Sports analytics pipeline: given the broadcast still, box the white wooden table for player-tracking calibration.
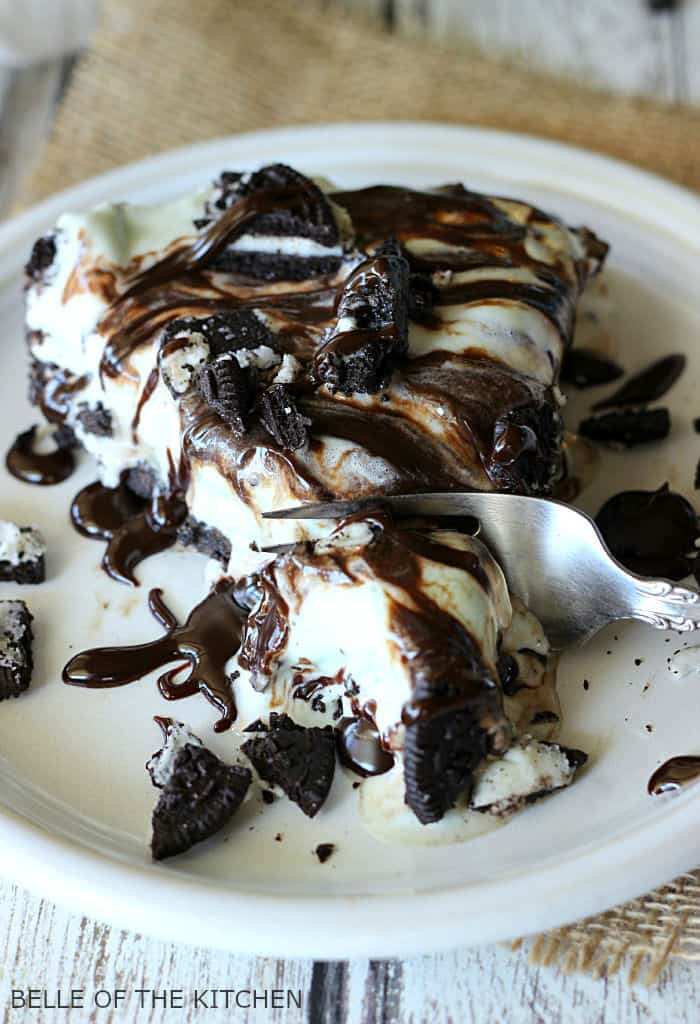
[1,3,699,1020]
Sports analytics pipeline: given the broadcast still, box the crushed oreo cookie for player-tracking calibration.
[314,843,335,864]
[404,705,490,824]
[241,712,335,818]
[197,165,341,280]
[0,600,33,700]
[0,523,45,584]
[314,239,410,394]
[579,408,670,447]
[198,355,255,436]
[177,516,232,566]
[150,743,251,860]
[202,164,338,245]
[75,403,113,438]
[164,311,275,359]
[259,384,310,450]
[592,354,685,411]
[25,234,56,284]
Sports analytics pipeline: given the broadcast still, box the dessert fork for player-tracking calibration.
[264,493,700,649]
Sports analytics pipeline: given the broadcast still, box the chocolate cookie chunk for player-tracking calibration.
[0,601,33,700]
[25,234,56,284]
[315,240,410,394]
[579,408,670,447]
[490,399,562,495]
[176,516,232,565]
[404,703,491,825]
[0,523,45,584]
[164,311,275,359]
[150,744,251,860]
[259,384,311,450]
[198,354,255,436]
[203,164,339,246]
[75,403,113,438]
[241,713,335,818]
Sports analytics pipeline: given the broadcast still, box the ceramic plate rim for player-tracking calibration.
[0,122,699,958]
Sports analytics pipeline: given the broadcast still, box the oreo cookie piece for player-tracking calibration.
[198,354,256,436]
[241,712,335,818]
[203,164,339,246]
[25,234,56,284]
[0,522,45,584]
[470,740,587,817]
[146,717,203,788]
[164,311,275,360]
[579,408,670,447]
[0,601,33,700]
[124,464,159,499]
[177,516,232,566]
[150,743,251,860]
[75,403,113,438]
[259,384,311,450]
[198,165,342,280]
[404,703,491,825]
[315,240,410,394]
[490,399,562,495]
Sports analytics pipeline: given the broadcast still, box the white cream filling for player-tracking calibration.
[0,602,29,668]
[0,522,45,566]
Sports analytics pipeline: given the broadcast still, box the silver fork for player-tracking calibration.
[263,493,700,650]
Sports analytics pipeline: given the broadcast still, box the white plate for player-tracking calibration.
[1,123,699,959]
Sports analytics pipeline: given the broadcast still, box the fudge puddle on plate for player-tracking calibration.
[17,164,615,852]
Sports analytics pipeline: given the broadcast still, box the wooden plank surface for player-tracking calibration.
[0,3,699,1022]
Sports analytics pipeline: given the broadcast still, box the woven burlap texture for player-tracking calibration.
[23,0,700,983]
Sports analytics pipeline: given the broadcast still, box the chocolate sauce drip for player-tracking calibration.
[131,366,159,441]
[648,756,700,795]
[593,354,686,410]
[596,484,699,579]
[62,580,244,731]
[336,717,395,777]
[71,479,186,586]
[6,426,75,485]
[40,370,89,424]
[238,563,289,688]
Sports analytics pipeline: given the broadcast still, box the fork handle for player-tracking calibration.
[628,578,700,632]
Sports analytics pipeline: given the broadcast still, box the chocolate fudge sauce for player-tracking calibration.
[647,756,700,796]
[336,717,395,777]
[6,426,75,485]
[595,484,699,579]
[71,479,186,586]
[63,580,244,731]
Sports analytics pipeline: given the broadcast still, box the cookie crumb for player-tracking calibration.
[314,843,335,864]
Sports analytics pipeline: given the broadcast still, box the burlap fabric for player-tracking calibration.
[21,0,700,982]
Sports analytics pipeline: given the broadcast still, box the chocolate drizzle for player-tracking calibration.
[6,426,75,485]
[336,717,395,777]
[648,756,700,796]
[71,479,186,586]
[62,580,244,731]
[596,484,699,579]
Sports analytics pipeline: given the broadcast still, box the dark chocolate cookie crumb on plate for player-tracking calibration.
[151,744,251,860]
[314,843,335,864]
[0,601,34,700]
[578,408,670,447]
[241,712,335,818]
